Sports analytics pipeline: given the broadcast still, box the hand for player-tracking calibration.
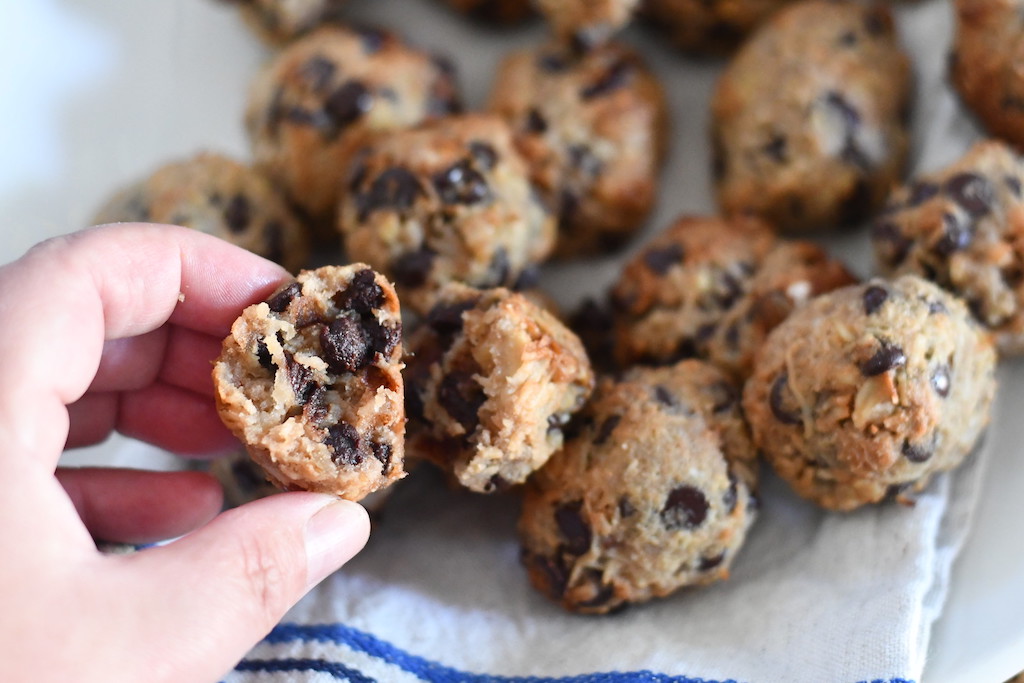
[0,223,370,682]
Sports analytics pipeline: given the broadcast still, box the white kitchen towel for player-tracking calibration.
[220,411,993,683]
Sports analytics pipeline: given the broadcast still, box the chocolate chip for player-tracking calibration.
[513,265,539,290]
[335,268,384,315]
[567,144,603,178]
[537,53,569,72]
[427,298,477,337]
[618,496,636,518]
[286,355,320,405]
[763,134,788,162]
[370,441,392,474]
[486,247,511,287]
[872,221,912,266]
[934,212,971,256]
[391,248,434,288]
[769,371,802,425]
[838,30,858,47]
[863,285,889,315]
[324,81,373,128]
[527,551,568,599]
[723,472,738,514]
[320,314,370,373]
[483,474,510,493]
[554,501,591,555]
[945,172,995,218]
[266,282,301,313]
[360,167,423,219]
[256,339,274,371]
[593,415,621,445]
[859,342,906,376]
[438,370,486,432]
[366,317,401,359]
[353,25,387,54]
[928,300,948,315]
[699,553,725,572]
[643,243,685,275]
[303,385,328,423]
[714,271,744,310]
[326,422,364,466]
[1005,176,1022,198]
[823,91,869,169]
[654,385,676,407]
[839,178,872,226]
[711,381,738,413]
[299,56,336,92]
[469,141,498,171]
[525,108,548,134]
[433,159,490,205]
[932,364,951,397]
[223,194,251,233]
[908,181,940,207]
[580,61,631,100]
[902,439,932,463]
[661,485,709,530]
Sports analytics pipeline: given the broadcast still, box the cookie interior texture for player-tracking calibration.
[213,264,406,501]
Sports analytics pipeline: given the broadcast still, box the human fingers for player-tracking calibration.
[113,494,369,682]
[55,468,223,545]
[89,326,223,396]
[0,223,287,466]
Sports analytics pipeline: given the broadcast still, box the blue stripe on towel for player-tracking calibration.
[241,623,915,683]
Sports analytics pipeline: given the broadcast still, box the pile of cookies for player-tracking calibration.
[94,0,1021,615]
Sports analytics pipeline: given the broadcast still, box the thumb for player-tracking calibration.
[115,492,369,682]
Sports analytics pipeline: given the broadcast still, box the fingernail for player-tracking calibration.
[304,499,369,590]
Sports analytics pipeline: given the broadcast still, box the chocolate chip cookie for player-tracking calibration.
[213,265,405,501]
[519,360,757,614]
[642,0,797,55]
[338,114,556,314]
[489,41,668,256]
[227,0,346,45]
[442,0,534,24]
[246,25,461,234]
[951,0,1024,149]
[405,284,594,493]
[743,275,997,511]
[610,215,857,379]
[872,140,1024,355]
[534,0,640,49]
[711,0,911,232]
[93,152,309,273]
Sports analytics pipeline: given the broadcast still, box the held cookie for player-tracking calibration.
[610,215,856,379]
[246,26,461,233]
[712,0,911,232]
[226,0,346,45]
[213,265,406,501]
[93,152,309,273]
[743,276,997,511]
[872,140,1024,354]
[406,284,594,493]
[519,361,757,614]
[489,41,668,256]
[641,0,797,56]
[534,0,640,49]
[339,114,556,314]
[950,0,1024,149]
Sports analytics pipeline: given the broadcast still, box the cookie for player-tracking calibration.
[641,0,796,55]
[743,275,997,511]
[212,265,405,501]
[93,152,309,273]
[338,113,556,314]
[519,360,758,614]
[534,0,640,49]
[711,0,911,232]
[246,25,461,234]
[951,0,1024,149]
[228,0,346,45]
[610,215,857,379]
[442,0,534,24]
[405,284,594,493]
[489,41,668,256]
[872,140,1024,355]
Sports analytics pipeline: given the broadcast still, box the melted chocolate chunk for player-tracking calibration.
[580,60,632,100]
[286,355,320,406]
[335,268,384,315]
[468,141,498,171]
[266,282,302,313]
[931,364,951,397]
[770,372,802,425]
[360,167,424,218]
[945,172,995,218]
[392,248,435,288]
[554,501,592,555]
[661,485,709,530]
[699,553,725,572]
[643,243,685,275]
[859,342,906,376]
[438,370,486,432]
[902,439,932,463]
[324,81,373,128]
[223,194,251,233]
[433,159,490,205]
[863,285,889,315]
[326,422,364,466]
[593,414,621,445]
[933,212,971,256]
[320,314,370,373]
